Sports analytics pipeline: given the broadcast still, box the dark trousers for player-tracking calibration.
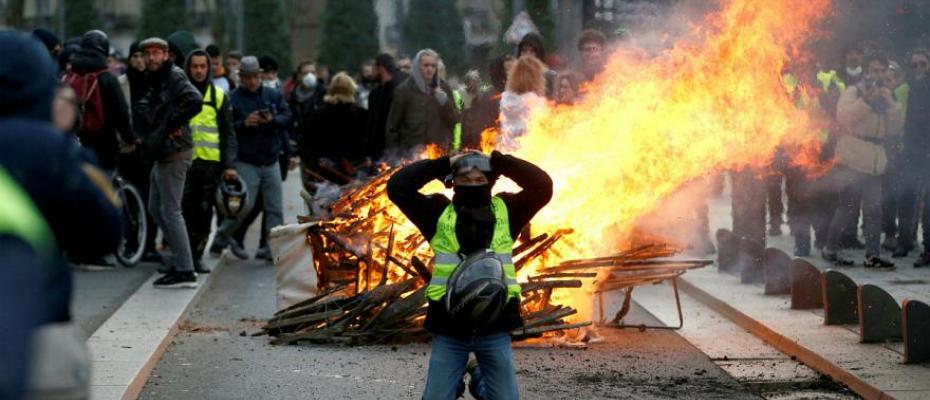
[731,169,767,246]
[896,162,929,249]
[825,167,883,256]
[182,160,222,260]
[118,150,157,253]
[766,174,785,228]
[232,191,269,249]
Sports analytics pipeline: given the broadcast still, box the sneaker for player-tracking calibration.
[881,237,898,252]
[864,255,895,269]
[194,259,211,274]
[822,249,854,266]
[208,242,225,257]
[768,226,783,237]
[228,241,249,260]
[914,252,930,268]
[255,246,273,261]
[153,271,198,288]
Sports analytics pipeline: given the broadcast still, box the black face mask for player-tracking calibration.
[453,184,492,209]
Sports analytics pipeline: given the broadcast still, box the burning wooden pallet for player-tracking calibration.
[261,168,709,345]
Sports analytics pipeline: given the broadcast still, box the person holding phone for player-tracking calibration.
[209,56,294,261]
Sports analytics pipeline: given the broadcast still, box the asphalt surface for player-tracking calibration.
[72,261,158,339]
[137,251,759,400]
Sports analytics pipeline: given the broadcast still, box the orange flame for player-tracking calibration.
[493,0,831,259]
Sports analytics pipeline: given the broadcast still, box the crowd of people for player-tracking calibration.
[726,43,930,271]
[3,17,930,398]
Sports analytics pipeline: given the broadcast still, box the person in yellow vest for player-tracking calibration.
[387,151,552,400]
[182,49,238,273]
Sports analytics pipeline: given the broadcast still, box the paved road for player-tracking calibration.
[138,253,757,400]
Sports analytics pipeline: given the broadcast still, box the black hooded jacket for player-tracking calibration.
[69,34,135,171]
[131,57,203,161]
[386,151,553,336]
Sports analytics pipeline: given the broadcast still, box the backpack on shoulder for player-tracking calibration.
[62,71,107,134]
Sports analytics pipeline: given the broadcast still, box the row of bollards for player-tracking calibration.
[716,228,929,364]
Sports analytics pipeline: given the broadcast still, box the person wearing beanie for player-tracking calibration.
[64,30,136,175]
[209,55,294,262]
[300,72,368,182]
[181,48,238,273]
[57,37,81,75]
[0,31,122,400]
[133,36,204,288]
[166,30,199,69]
[258,54,281,89]
[32,28,61,59]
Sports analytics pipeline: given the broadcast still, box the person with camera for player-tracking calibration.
[387,151,552,400]
[822,54,904,268]
[209,56,294,261]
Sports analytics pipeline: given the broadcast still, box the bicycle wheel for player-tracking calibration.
[115,180,147,267]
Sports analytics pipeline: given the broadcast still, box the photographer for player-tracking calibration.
[822,54,904,268]
[210,56,294,260]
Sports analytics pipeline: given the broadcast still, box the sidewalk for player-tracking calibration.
[676,185,930,400]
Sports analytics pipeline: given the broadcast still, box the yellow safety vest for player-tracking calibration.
[190,84,225,162]
[0,166,56,261]
[427,197,521,302]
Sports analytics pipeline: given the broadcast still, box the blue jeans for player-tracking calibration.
[213,161,283,248]
[423,333,518,400]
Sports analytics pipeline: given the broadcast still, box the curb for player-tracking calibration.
[677,276,894,400]
[87,256,228,400]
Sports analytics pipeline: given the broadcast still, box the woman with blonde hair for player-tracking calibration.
[301,71,368,181]
[498,55,548,149]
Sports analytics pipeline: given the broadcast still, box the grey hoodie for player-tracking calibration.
[410,49,448,106]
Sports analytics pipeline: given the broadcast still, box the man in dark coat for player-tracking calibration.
[385,49,457,155]
[210,56,294,261]
[133,37,203,288]
[366,53,408,160]
[895,49,930,266]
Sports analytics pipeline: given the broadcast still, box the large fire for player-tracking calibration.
[494,0,832,257]
[302,0,834,331]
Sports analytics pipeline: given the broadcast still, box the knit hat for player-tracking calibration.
[31,28,60,53]
[324,72,357,104]
[0,31,57,121]
[258,55,279,72]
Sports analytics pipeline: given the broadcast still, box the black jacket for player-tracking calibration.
[461,89,501,150]
[131,61,203,161]
[386,152,553,336]
[229,85,293,166]
[366,72,408,159]
[302,101,368,167]
[903,76,930,164]
[69,50,135,171]
[289,85,324,155]
[1,118,122,324]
